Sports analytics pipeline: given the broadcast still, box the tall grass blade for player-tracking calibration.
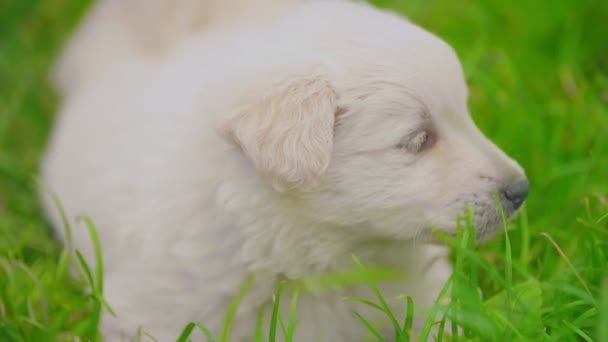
[177,322,216,342]
[219,274,255,342]
[269,280,286,342]
[353,311,385,341]
[402,296,414,339]
[352,255,402,339]
[286,285,301,342]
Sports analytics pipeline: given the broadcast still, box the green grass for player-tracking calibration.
[1,0,607,341]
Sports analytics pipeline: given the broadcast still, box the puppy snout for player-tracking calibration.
[500,178,530,210]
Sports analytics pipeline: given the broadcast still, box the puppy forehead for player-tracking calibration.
[291,8,470,115]
[348,40,468,115]
[273,2,470,119]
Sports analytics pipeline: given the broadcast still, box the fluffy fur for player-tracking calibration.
[42,0,528,340]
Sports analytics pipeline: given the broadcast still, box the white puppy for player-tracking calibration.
[42,0,529,340]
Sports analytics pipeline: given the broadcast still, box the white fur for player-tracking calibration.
[42,0,527,340]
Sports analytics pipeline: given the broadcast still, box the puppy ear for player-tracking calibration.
[227,73,337,191]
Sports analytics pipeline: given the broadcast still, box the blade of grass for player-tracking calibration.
[494,194,513,339]
[519,206,530,266]
[402,296,414,339]
[419,275,452,341]
[352,255,402,339]
[254,304,266,342]
[278,312,288,341]
[74,250,95,295]
[269,280,286,342]
[596,212,608,225]
[293,266,406,293]
[286,285,300,342]
[80,216,104,294]
[487,310,526,340]
[76,216,115,341]
[38,181,74,281]
[494,195,512,289]
[142,329,160,342]
[73,249,101,340]
[343,297,385,313]
[451,212,466,340]
[433,229,510,288]
[177,322,216,342]
[12,259,48,323]
[219,274,255,342]
[353,311,385,341]
[561,320,593,342]
[436,314,447,342]
[540,232,591,295]
[37,180,73,248]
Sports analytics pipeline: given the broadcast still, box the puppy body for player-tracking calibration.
[52,0,305,96]
[43,0,526,340]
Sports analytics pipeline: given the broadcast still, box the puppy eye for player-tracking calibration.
[397,130,434,153]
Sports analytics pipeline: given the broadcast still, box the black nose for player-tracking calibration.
[501,178,530,210]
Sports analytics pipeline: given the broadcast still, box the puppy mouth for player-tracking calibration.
[418,192,527,244]
[462,178,530,242]
[464,192,527,242]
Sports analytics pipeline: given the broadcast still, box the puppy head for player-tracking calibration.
[225,2,528,242]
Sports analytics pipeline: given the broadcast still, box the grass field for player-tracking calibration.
[1,0,607,341]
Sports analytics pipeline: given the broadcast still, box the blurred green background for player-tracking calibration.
[1,0,607,340]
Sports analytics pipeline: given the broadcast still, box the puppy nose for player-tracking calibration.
[501,178,530,210]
